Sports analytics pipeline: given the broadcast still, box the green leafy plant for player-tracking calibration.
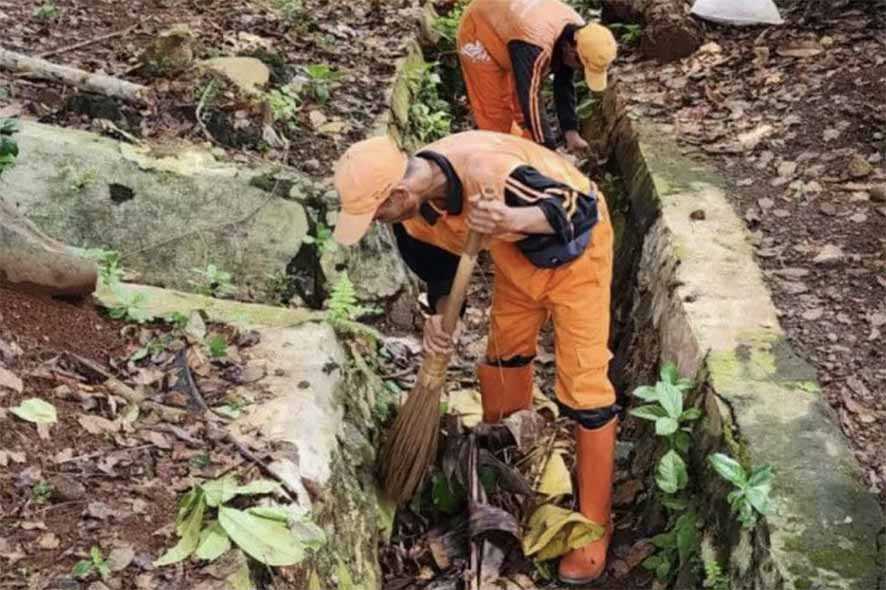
[302,223,337,254]
[433,0,469,53]
[266,84,303,126]
[630,364,701,581]
[72,546,111,580]
[82,248,125,287]
[155,475,325,567]
[574,79,599,119]
[131,334,174,362]
[708,453,773,529]
[703,558,730,590]
[32,481,54,504]
[206,334,228,358]
[164,311,191,331]
[33,2,60,20]
[189,264,236,298]
[326,272,370,323]
[642,511,698,581]
[108,285,152,323]
[406,62,452,143]
[630,363,700,496]
[271,0,304,24]
[609,22,642,45]
[0,118,20,177]
[303,64,342,105]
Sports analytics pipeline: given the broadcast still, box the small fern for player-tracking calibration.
[326,273,367,322]
[703,559,730,590]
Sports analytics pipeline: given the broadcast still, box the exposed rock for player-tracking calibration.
[869,184,886,203]
[813,243,844,265]
[4,121,308,295]
[139,24,194,77]
[0,199,97,297]
[50,474,86,501]
[777,160,798,178]
[201,57,270,93]
[847,154,873,178]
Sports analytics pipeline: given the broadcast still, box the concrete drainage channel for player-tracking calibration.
[4,5,883,588]
[409,5,883,586]
[591,84,884,588]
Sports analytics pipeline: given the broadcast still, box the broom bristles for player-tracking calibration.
[381,353,450,504]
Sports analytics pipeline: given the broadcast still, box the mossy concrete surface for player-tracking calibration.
[95,281,323,328]
[603,84,884,589]
[4,121,309,294]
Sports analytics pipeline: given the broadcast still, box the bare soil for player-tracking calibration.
[0,288,278,588]
[609,2,886,506]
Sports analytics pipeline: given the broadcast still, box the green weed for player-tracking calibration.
[0,118,19,176]
[708,453,773,529]
[703,558,731,589]
[266,84,303,126]
[303,64,341,105]
[406,63,452,143]
[189,264,236,298]
[108,285,152,323]
[33,2,60,21]
[72,546,111,580]
[206,334,228,358]
[155,476,325,567]
[81,248,125,287]
[302,223,337,254]
[326,272,371,323]
[31,481,54,504]
[609,22,642,46]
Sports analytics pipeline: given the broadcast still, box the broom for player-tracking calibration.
[380,188,492,504]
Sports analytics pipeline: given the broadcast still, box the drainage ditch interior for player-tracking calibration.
[376,17,681,590]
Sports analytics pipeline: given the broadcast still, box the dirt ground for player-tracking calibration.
[0,286,283,588]
[0,0,416,175]
[609,1,886,506]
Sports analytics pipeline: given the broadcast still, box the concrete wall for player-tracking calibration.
[598,83,884,589]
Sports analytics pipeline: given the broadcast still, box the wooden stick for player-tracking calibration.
[0,48,149,103]
[223,431,302,501]
[37,25,137,59]
[467,434,481,590]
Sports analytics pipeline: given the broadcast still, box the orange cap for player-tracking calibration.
[333,136,408,246]
[576,23,617,92]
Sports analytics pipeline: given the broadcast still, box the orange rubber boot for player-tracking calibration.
[558,418,618,585]
[477,363,533,424]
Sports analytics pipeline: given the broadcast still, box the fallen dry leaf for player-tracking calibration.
[538,450,572,497]
[20,521,47,531]
[37,533,60,549]
[78,414,120,435]
[777,39,823,58]
[0,367,23,394]
[107,545,136,572]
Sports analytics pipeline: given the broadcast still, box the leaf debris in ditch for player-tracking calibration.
[523,504,604,561]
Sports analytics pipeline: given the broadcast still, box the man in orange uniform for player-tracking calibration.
[332,131,618,585]
[457,0,617,152]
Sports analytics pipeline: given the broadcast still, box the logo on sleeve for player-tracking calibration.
[460,40,493,64]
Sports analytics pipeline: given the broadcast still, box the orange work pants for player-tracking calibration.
[485,196,616,410]
[457,12,529,139]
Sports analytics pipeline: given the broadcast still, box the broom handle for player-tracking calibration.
[440,231,484,336]
[439,186,494,336]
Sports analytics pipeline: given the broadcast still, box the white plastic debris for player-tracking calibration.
[690,0,784,25]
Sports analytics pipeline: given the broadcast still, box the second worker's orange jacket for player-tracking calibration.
[457,0,585,148]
